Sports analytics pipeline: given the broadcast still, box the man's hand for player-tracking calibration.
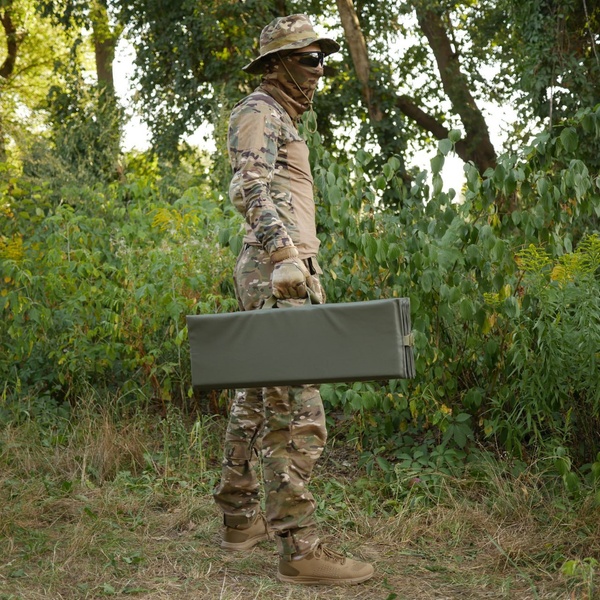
[271,257,310,299]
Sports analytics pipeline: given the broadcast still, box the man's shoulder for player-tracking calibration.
[232,89,286,118]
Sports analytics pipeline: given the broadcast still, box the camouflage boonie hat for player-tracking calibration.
[242,14,340,74]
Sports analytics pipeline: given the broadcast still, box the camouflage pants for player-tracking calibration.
[213,244,327,559]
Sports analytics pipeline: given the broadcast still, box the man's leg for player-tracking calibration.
[262,383,326,559]
[213,387,264,516]
[213,244,272,550]
[213,387,270,550]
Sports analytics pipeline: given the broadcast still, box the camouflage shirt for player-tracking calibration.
[227,87,320,259]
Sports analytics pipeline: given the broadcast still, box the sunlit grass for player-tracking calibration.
[1,392,598,599]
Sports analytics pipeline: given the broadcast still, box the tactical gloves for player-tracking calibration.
[270,246,310,299]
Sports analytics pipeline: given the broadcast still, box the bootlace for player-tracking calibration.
[313,544,346,564]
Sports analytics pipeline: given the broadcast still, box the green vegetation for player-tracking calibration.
[1,0,600,596]
[2,104,600,596]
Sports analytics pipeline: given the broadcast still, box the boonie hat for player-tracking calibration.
[243,14,340,74]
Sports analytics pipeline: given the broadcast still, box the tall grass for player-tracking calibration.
[1,390,598,599]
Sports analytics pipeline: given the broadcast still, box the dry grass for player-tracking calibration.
[1,405,599,600]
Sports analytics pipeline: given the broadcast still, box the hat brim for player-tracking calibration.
[242,37,340,74]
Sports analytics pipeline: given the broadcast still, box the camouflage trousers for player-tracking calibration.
[213,244,327,559]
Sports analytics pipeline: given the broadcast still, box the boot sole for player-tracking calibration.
[276,571,374,585]
[221,532,270,551]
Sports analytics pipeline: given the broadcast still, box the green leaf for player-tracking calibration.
[448,129,461,143]
[555,456,570,476]
[421,270,434,293]
[453,426,467,448]
[329,185,342,204]
[492,240,505,261]
[375,175,387,190]
[459,298,474,320]
[564,472,580,494]
[492,273,504,291]
[430,154,445,175]
[355,149,371,166]
[383,163,393,180]
[559,127,578,153]
[438,139,453,156]
[362,233,377,260]
[376,456,391,472]
[561,560,579,577]
[463,389,483,409]
[448,286,462,304]
[504,296,520,318]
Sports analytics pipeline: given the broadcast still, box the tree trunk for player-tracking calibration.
[0,2,20,80]
[335,0,383,122]
[90,0,123,176]
[91,0,119,97]
[412,3,497,174]
[335,0,497,176]
[1,0,22,162]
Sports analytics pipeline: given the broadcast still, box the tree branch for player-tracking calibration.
[395,94,471,164]
[412,3,497,173]
[0,3,22,80]
[335,0,383,121]
[395,94,449,140]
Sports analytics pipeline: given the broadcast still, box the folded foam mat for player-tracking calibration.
[186,297,415,390]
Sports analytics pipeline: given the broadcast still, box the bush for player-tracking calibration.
[1,106,599,475]
[0,158,239,414]
[306,107,600,467]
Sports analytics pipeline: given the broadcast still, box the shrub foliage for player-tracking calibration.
[1,107,599,474]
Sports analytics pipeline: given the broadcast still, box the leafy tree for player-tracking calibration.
[0,0,125,184]
[30,0,124,182]
[0,0,20,160]
[117,0,277,160]
[498,0,600,170]
[116,0,600,203]
[503,0,600,127]
[0,0,69,162]
[37,0,121,101]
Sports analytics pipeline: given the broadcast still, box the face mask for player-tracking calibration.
[278,54,323,103]
[263,53,324,116]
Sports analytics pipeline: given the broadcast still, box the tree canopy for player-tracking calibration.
[1,0,599,188]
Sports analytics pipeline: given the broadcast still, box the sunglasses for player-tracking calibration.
[290,51,325,68]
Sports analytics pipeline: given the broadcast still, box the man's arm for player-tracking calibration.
[228,101,294,256]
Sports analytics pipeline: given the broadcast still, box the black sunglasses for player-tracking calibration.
[290,51,325,68]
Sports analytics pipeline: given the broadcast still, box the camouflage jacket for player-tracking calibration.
[227,86,320,259]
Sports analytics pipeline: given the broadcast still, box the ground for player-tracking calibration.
[0,415,597,599]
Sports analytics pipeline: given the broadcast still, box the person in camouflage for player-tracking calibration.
[212,14,374,586]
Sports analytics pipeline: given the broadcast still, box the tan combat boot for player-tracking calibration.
[221,514,271,551]
[277,544,374,585]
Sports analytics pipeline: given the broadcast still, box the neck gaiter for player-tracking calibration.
[260,54,323,122]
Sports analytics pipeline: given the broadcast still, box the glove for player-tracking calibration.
[270,247,310,300]
[307,274,325,304]
[271,258,310,299]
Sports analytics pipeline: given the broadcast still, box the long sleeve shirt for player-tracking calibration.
[227,88,320,260]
